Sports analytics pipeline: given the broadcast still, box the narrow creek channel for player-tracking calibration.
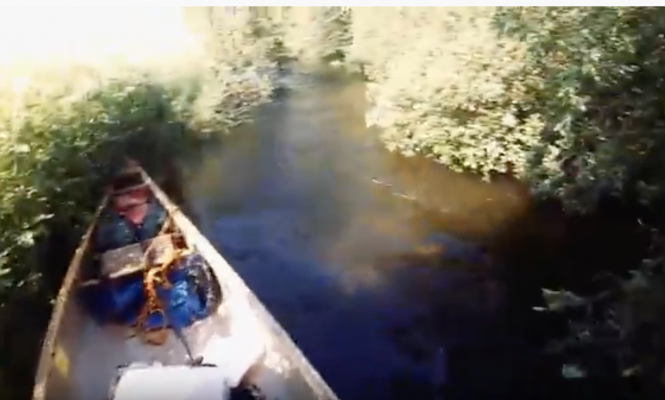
[182,74,539,400]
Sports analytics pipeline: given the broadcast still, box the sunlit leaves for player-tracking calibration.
[351,7,665,213]
[351,7,545,184]
[279,7,352,65]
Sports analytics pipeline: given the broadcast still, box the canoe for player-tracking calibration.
[31,165,339,400]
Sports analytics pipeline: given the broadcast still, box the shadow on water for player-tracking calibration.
[181,71,652,400]
[180,74,536,400]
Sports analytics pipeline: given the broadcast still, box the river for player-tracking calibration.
[181,74,547,400]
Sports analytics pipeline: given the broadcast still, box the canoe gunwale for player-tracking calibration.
[32,196,108,400]
[140,168,340,400]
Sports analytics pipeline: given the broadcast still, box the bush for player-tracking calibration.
[0,7,280,306]
[349,7,665,213]
[350,8,544,184]
[495,7,665,211]
[0,71,199,303]
[274,7,352,66]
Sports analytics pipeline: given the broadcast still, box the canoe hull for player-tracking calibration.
[32,169,339,400]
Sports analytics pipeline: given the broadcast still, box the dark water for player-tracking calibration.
[182,76,536,400]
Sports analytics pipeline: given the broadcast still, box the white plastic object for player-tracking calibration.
[109,335,265,400]
[108,363,231,400]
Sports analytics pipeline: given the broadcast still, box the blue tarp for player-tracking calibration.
[80,253,211,331]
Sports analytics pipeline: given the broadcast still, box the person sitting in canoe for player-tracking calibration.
[93,162,168,255]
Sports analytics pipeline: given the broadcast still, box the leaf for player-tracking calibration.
[562,364,587,379]
[541,288,586,311]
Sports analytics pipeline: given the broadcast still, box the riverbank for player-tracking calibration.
[311,7,665,390]
[287,69,656,397]
[361,116,655,396]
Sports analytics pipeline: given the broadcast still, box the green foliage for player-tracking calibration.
[350,7,545,186]
[0,71,172,300]
[348,7,665,212]
[494,7,665,211]
[204,7,277,71]
[0,73,173,302]
[0,7,279,305]
[279,7,352,65]
[535,251,665,384]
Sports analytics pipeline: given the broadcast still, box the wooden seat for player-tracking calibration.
[99,243,144,277]
[79,234,177,287]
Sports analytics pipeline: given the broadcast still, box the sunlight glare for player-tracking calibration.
[0,7,203,69]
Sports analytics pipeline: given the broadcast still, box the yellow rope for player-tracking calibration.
[133,217,192,346]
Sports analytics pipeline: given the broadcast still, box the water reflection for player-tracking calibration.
[183,76,527,400]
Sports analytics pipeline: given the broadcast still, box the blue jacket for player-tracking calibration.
[93,200,167,253]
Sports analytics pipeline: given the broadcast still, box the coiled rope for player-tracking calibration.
[133,214,192,346]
